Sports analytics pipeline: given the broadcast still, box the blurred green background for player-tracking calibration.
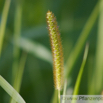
[0,0,101,103]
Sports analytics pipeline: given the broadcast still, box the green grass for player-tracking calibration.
[89,0,103,94]
[0,0,11,56]
[65,2,99,78]
[0,75,25,103]
[71,43,89,103]
[0,0,103,103]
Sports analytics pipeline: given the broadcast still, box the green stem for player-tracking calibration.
[90,0,103,94]
[0,0,11,56]
[58,90,60,103]
[10,1,23,103]
[12,1,22,82]
[50,90,58,103]
[13,53,27,92]
[62,80,67,103]
[11,1,22,103]
[10,53,27,103]
[94,0,103,94]
[71,44,89,103]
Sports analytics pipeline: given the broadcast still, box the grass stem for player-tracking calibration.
[0,0,11,56]
[89,0,103,94]
[10,1,23,103]
[71,43,89,103]
[58,90,60,103]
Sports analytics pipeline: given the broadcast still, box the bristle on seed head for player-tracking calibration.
[46,11,64,90]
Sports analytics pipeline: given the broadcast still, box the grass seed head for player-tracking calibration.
[46,11,64,90]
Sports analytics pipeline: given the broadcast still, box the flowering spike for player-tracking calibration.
[46,11,64,90]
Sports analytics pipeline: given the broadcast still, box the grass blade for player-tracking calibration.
[0,0,11,56]
[50,90,58,103]
[13,53,27,92]
[73,43,89,95]
[10,53,27,103]
[0,75,26,103]
[16,37,52,65]
[61,80,67,103]
[71,43,89,103]
[90,0,103,94]
[12,0,22,83]
[10,1,24,102]
[65,2,99,78]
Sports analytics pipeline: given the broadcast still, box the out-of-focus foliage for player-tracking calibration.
[0,0,101,103]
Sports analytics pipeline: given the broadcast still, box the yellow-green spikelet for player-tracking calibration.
[46,11,64,90]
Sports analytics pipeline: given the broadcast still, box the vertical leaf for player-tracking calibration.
[65,2,99,78]
[0,0,11,56]
[90,0,103,94]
